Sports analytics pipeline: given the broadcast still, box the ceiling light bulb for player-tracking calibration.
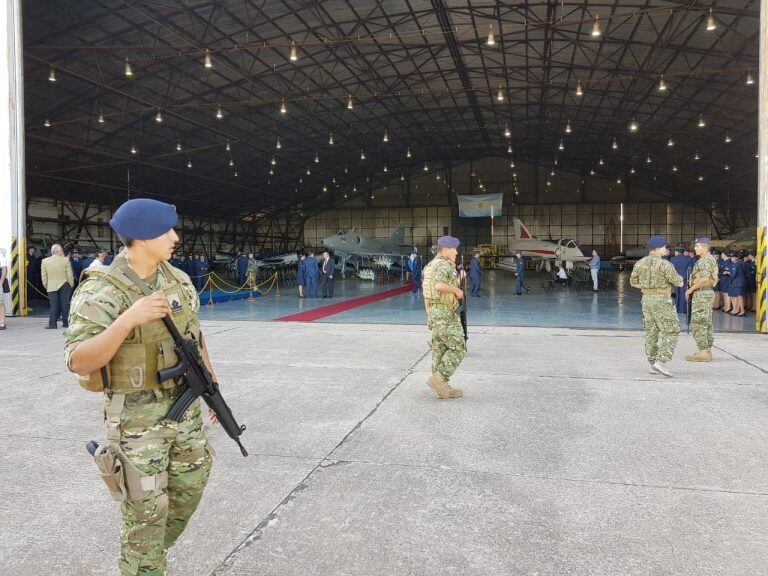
[486,24,495,47]
[510,161,516,168]
[306,167,311,175]
[504,124,511,138]
[658,75,667,92]
[598,156,604,166]
[48,67,56,82]
[44,118,51,127]
[280,98,287,114]
[646,154,652,164]
[187,158,192,169]
[234,171,239,177]
[698,114,706,128]
[591,15,602,37]
[229,158,234,166]
[576,80,583,97]
[98,111,105,124]
[672,165,678,172]
[550,170,555,176]
[347,94,353,110]
[406,147,411,158]
[204,48,213,69]
[328,133,334,145]
[497,85,504,102]
[176,140,182,151]
[667,135,674,147]
[629,166,636,174]
[628,117,639,132]
[130,144,137,155]
[383,164,388,172]
[724,133,732,143]
[216,106,223,119]
[612,138,618,150]
[124,58,133,77]
[225,139,231,151]
[590,169,595,175]
[724,164,730,171]
[270,156,276,166]
[546,180,552,187]
[276,138,282,149]
[694,152,700,161]
[383,130,389,143]
[423,162,429,172]
[746,70,755,85]
[360,150,365,160]
[269,168,274,176]
[565,120,572,134]
[507,145,513,154]
[401,174,405,181]
[314,153,319,163]
[558,139,565,151]
[706,8,716,31]
[616,178,622,184]
[155,109,163,123]
[698,174,705,182]
[289,41,298,62]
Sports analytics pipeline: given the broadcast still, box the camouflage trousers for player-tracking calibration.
[104,389,214,576]
[691,290,715,350]
[428,307,466,380]
[641,295,680,363]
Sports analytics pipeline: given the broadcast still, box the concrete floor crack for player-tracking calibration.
[209,350,430,575]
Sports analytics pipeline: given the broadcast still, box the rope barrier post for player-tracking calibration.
[207,277,215,307]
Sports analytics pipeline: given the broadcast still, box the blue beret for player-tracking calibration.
[647,235,667,249]
[110,198,178,240]
[437,235,460,248]
[694,236,712,245]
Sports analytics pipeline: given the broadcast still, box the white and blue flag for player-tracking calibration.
[457,193,503,218]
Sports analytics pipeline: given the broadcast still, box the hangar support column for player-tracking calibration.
[0,0,26,317]
[758,0,768,333]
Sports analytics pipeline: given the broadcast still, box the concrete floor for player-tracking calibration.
[0,317,766,575]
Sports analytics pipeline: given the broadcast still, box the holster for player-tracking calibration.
[90,443,168,502]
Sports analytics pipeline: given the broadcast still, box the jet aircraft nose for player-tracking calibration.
[322,235,336,249]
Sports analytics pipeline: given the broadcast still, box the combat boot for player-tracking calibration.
[445,381,464,398]
[652,361,673,377]
[686,349,712,362]
[427,373,453,399]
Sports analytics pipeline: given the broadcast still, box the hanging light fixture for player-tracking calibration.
[591,15,602,37]
[658,75,667,92]
[270,156,276,166]
[558,139,565,151]
[234,170,239,177]
[612,138,619,150]
[616,177,622,184]
[706,8,716,31]
[176,140,182,151]
[98,110,105,124]
[497,84,504,102]
[628,117,639,132]
[724,133,732,143]
[550,170,556,177]
[187,158,192,169]
[276,138,282,149]
[344,164,348,174]
[289,40,298,62]
[347,94,354,110]
[598,156,604,166]
[229,158,235,166]
[423,162,429,172]
[406,147,412,158]
[507,145,513,154]
[314,152,319,163]
[269,168,274,176]
[486,24,495,47]
[306,166,311,175]
[202,49,213,70]
[629,166,636,175]
[280,98,287,114]
[48,66,56,82]
[504,124,511,138]
[698,174,705,182]
[400,174,405,181]
[546,180,552,187]
[155,108,163,123]
[645,154,652,164]
[130,144,137,155]
[667,135,674,147]
[698,114,706,128]
[672,165,678,172]
[746,70,755,85]
[216,106,224,120]
[694,152,700,160]
[383,130,389,143]
[124,58,133,78]
[576,80,583,97]
[43,117,51,127]
[565,120,572,134]
[590,169,595,176]
[383,164,388,172]
[510,161,516,168]
[724,163,730,171]
[360,149,366,160]
[328,132,334,145]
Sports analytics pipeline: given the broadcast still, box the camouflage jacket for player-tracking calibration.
[630,254,683,291]
[690,254,719,289]
[423,256,459,309]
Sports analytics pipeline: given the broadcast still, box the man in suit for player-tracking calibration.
[469,250,482,297]
[41,243,74,329]
[320,250,335,298]
[515,252,530,295]
[670,247,690,313]
[236,252,248,287]
[304,251,318,298]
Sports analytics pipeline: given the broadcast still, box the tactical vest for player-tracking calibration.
[77,256,199,393]
[422,257,458,310]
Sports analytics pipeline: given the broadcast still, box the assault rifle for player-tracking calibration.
[457,255,468,341]
[685,273,692,334]
[123,267,248,456]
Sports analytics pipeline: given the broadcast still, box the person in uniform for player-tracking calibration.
[296,251,306,298]
[670,247,690,313]
[469,250,482,297]
[196,254,211,293]
[685,236,719,362]
[410,249,423,294]
[236,253,248,287]
[70,249,84,288]
[304,251,318,298]
[64,198,216,576]
[515,252,530,295]
[421,236,466,399]
[746,251,757,312]
[727,251,747,316]
[629,235,684,377]
[717,251,732,312]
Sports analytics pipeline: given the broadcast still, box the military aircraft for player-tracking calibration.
[497,218,590,272]
[322,225,412,277]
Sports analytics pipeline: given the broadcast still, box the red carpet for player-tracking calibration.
[274,284,412,322]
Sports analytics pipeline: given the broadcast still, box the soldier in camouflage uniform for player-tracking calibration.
[685,236,719,362]
[421,236,465,399]
[629,235,684,377]
[65,198,216,576]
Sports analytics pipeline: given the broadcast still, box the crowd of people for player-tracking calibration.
[168,253,211,291]
[294,249,335,298]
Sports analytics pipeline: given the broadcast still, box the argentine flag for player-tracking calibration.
[457,193,503,218]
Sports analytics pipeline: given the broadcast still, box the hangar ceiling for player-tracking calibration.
[23,1,761,220]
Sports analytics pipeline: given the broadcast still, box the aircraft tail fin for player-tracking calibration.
[390,224,406,245]
[513,218,533,240]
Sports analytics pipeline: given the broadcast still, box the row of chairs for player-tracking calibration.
[540,267,620,291]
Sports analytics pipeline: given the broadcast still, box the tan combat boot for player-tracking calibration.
[445,381,464,398]
[686,349,713,362]
[427,373,454,399]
